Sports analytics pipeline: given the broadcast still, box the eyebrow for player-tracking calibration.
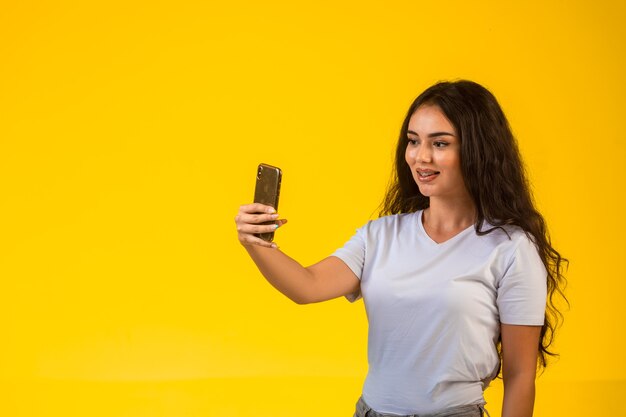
[407,130,455,138]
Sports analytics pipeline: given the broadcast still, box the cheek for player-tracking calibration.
[452,154,463,171]
[404,146,413,164]
[440,150,461,170]
[448,156,465,181]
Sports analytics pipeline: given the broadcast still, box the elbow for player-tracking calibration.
[288,288,320,305]
[290,294,314,305]
[286,271,319,305]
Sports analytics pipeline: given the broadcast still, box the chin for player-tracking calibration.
[416,186,434,197]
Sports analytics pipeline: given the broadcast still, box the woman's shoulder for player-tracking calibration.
[364,211,419,228]
[476,221,538,254]
[356,211,420,238]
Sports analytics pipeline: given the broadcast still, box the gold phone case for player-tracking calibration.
[253,163,282,242]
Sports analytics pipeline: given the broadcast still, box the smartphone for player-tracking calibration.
[253,163,282,242]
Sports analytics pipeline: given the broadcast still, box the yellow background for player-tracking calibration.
[1,0,624,415]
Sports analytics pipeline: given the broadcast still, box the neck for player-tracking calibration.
[423,196,476,232]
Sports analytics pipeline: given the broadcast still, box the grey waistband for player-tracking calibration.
[354,396,490,417]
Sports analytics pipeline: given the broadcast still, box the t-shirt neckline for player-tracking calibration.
[416,210,475,246]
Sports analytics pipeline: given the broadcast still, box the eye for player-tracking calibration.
[407,137,419,146]
[434,141,449,148]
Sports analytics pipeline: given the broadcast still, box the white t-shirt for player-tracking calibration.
[332,210,547,415]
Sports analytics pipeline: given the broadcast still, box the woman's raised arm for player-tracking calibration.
[236,203,360,304]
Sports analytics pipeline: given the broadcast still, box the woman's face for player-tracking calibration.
[405,104,469,201]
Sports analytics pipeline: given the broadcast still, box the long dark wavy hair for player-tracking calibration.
[381,80,568,371]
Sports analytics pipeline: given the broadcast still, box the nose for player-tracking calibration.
[413,143,432,163]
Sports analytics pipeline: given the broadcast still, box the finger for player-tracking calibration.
[239,203,276,214]
[236,212,280,225]
[237,223,281,235]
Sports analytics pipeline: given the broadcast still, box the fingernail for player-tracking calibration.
[271,243,278,249]
[274,223,279,229]
[270,213,279,219]
[267,207,276,213]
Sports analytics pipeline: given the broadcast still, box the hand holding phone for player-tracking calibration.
[253,163,282,242]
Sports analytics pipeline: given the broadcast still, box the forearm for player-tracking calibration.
[502,373,535,417]
[245,245,315,304]
[236,203,356,304]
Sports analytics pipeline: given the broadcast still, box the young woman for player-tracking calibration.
[235,80,567,417]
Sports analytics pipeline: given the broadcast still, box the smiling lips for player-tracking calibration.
[417,169,440,182]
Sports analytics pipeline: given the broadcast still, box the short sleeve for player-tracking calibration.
[331,226,367,302]
[496,235,547,325]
